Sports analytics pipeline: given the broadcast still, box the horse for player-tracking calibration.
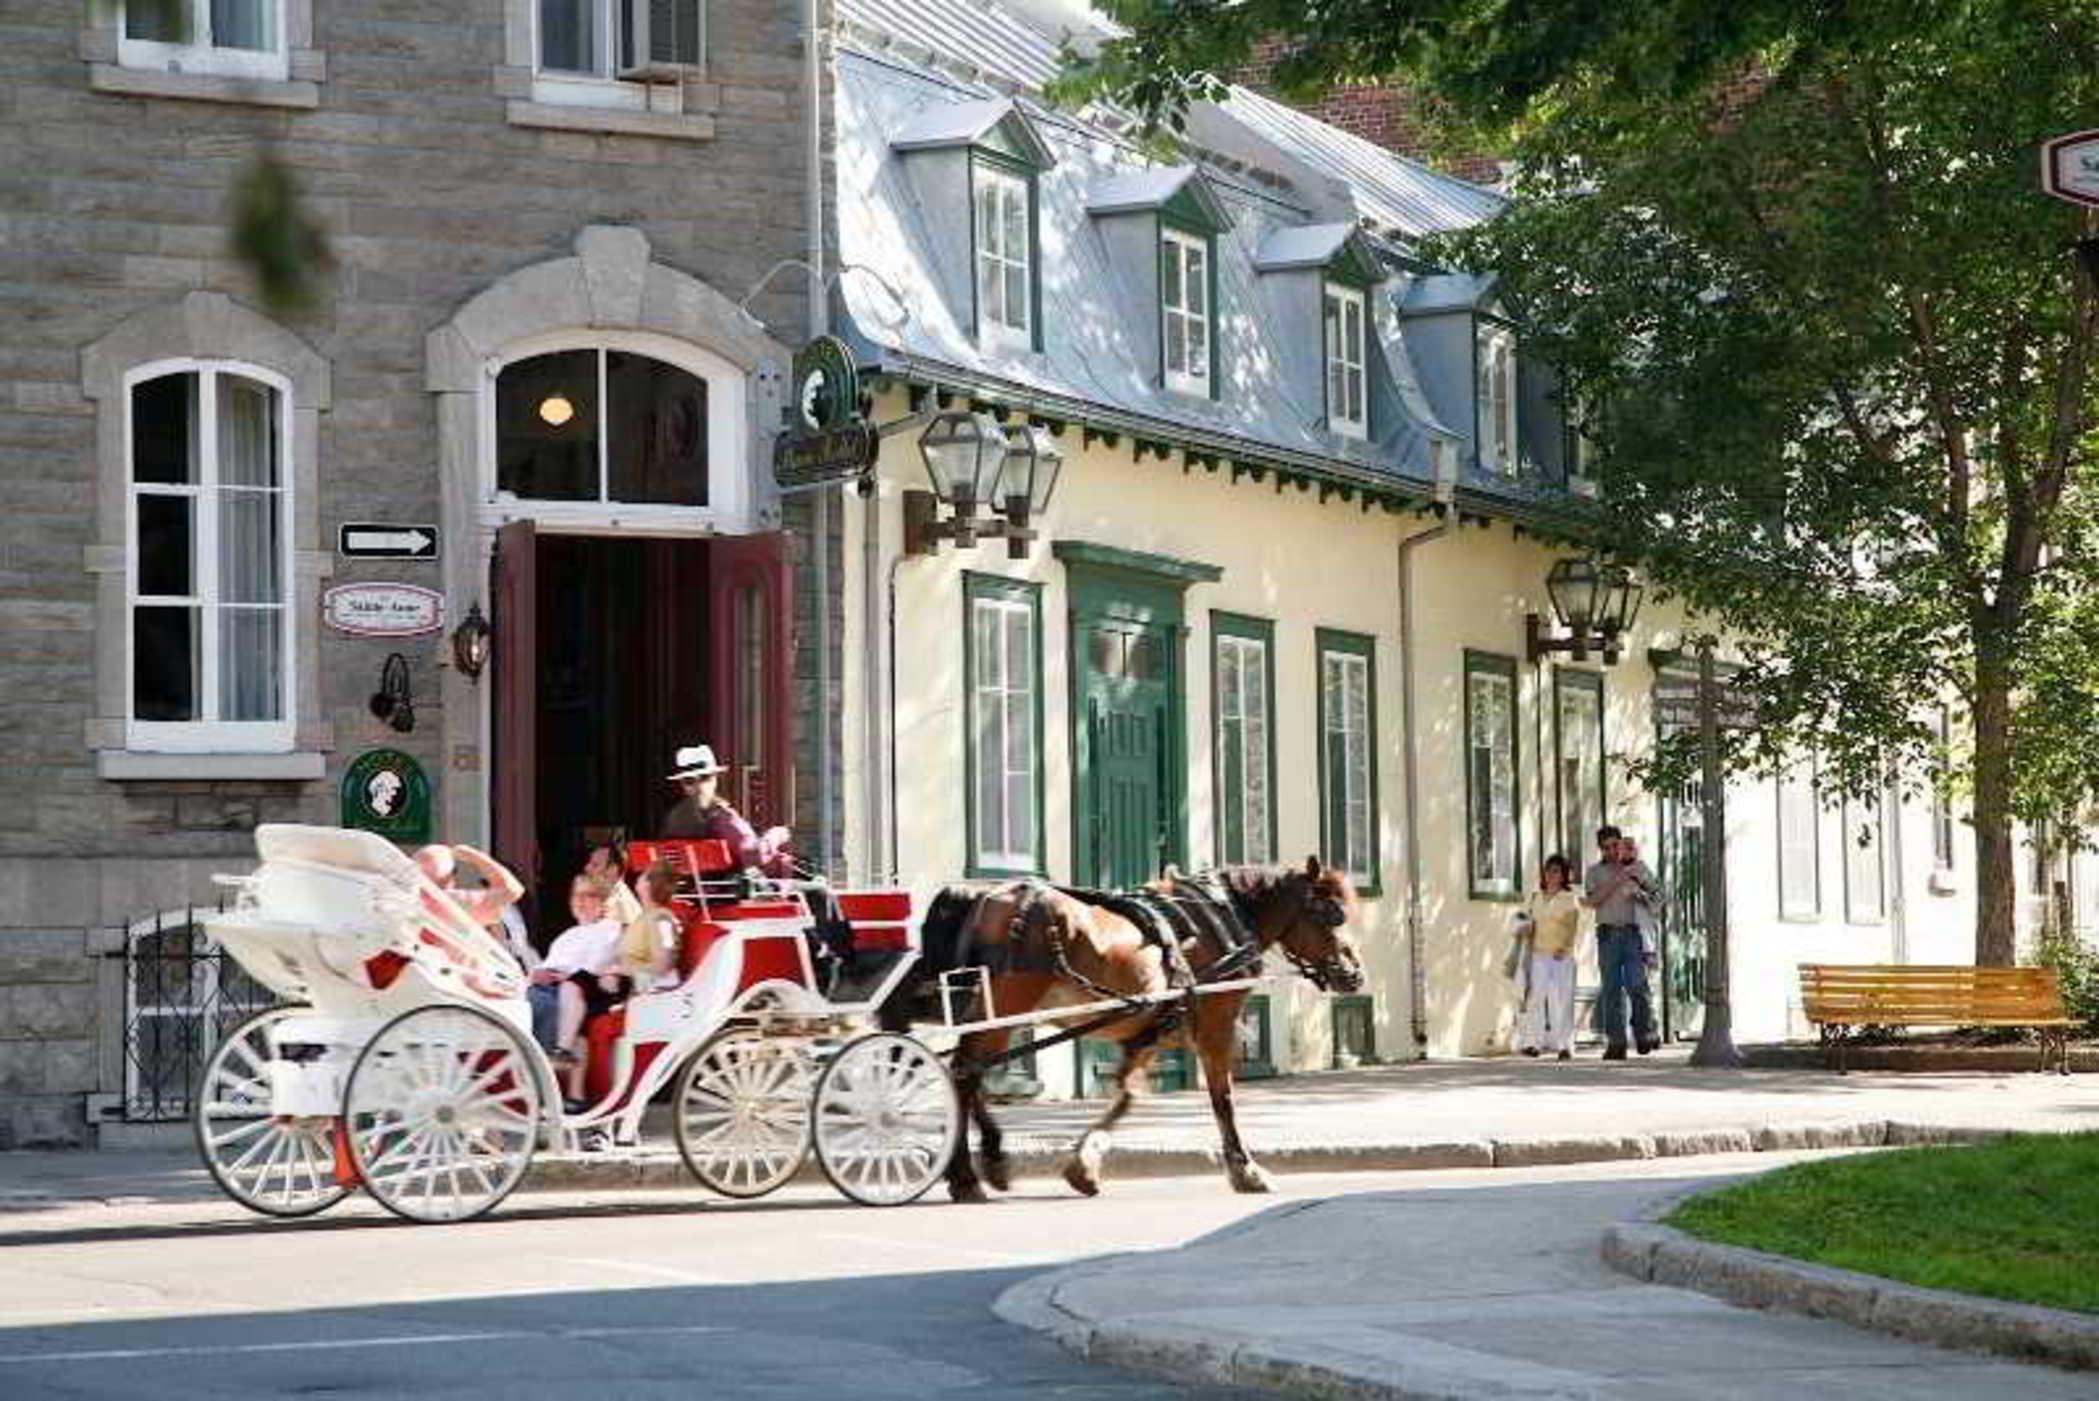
[884,855,1365,1203]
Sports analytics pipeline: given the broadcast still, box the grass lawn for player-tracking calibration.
[1667,1132,2099,1315]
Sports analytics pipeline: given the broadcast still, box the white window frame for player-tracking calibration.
[481,330,751,537]
[531,0,704,111]
[1843,794,1886,924]
[1161,227,1212,398]
[969,587,1040,873]
[1323,282,1367,439]
[973,163,1034,348]
[1931,707,1957,874]
[124,359,295,755]
[1777,764,1821,920]
[1477,324,1518,475]
[117,0,289,81]
[1214,629,1273,865]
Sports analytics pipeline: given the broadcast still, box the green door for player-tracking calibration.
[1078,619,1178,887]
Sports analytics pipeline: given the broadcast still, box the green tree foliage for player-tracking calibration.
[1076,1,2099,964]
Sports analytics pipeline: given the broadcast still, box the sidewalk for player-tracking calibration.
[5,1050,2097,1208]
[996,1160,2098,1399]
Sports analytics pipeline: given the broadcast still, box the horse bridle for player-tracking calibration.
[1270,872,1356,991]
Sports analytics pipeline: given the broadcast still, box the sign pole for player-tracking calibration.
[1689,637,1743,1068]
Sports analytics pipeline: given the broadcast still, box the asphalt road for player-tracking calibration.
[0,1171,1317,1400]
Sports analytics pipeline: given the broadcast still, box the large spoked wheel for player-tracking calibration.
[343,1004,544,1224]
[194,1006,350,1218]
[673,1032,812,1199]
[811,1033,960,1207]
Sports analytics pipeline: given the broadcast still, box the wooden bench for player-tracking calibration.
[1798,964,2075,1074]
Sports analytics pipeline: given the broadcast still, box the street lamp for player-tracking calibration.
[995,424,1063,560]
[1527,556,1643,665]
[903,409,1062,559]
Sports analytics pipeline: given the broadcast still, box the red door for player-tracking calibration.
[707,533,794,832]
[490,520,538,900]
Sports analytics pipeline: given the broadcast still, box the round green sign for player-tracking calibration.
[793,335,860,432]
[340,748,431,845]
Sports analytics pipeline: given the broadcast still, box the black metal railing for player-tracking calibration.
[108,905,277,1123]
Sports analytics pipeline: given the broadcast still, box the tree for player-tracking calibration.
[1072,1,2099,965]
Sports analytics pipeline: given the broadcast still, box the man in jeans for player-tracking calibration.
[1584,827,1662,1059]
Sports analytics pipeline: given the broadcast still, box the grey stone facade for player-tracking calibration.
[0,0,825,1145]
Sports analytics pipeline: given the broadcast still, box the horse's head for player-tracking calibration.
[1266,856,1364,993]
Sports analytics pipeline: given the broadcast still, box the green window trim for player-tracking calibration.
[1551,667,1605,875]
[1235,992,1277,1079]
[1315,627,1380,896]
[1331,993,1376,1068]
[1464,649,1521,901]
[1211,611,1277,867]
[968,150,1044,354]
[963,571,1046,879]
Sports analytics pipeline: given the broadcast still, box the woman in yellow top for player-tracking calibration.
[1519,855,1585,1060]
[615,864,683,993]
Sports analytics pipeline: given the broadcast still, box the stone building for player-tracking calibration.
[0,0,833,1146]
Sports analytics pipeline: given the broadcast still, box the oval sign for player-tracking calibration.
[323,583,445,638]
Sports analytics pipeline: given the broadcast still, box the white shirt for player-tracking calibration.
[542,918,622,976]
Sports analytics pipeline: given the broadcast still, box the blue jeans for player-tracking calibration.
[1597,926,1655,1049]
[528,982,560,1052]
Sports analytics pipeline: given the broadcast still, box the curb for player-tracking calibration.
[1601,1176,2099,1373]
[518,1116,1973,1193]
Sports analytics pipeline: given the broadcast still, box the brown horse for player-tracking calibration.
[888,856,1365,1203]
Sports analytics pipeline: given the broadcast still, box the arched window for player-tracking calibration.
[126,362,294,753]
[496,347,710,507]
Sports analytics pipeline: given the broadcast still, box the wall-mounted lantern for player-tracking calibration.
[1526,557,1643,665]
[903,410,1063,559]
[451,601,492,681]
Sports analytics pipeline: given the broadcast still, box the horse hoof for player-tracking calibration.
[1229,1164,1274,1195]
[980,1154,1012,1193]
[949,1178,990,1205]
[1060,1159,1101,1198]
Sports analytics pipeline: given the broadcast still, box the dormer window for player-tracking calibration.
[1161,228,1211,397]
[973,161,1034,347]
[1324,283,1367,438]
[1477,324,1517,474]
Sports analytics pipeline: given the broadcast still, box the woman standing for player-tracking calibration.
[1519,855,1586,1060]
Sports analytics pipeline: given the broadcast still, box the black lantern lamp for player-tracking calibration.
[995,424,1063,560]
[451,601,492,681]
[1527,556,1641,665]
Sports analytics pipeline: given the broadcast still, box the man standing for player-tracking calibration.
[1584,827,1662,1059]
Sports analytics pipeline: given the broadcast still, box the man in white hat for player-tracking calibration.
[661,743,792,876]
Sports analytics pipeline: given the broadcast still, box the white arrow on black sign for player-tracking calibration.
[338,523,440,560]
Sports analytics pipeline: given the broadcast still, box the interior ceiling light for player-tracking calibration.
[538,394,575,427]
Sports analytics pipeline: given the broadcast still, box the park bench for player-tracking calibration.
[1798,963,2075,1075]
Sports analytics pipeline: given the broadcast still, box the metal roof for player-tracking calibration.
[1253,223,1357,271]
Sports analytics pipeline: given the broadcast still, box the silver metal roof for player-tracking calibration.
[1253,223,1357,271]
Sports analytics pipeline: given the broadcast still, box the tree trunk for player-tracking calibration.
[1971,651,2017,966]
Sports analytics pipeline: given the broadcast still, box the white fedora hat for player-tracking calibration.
[667,743,726,781]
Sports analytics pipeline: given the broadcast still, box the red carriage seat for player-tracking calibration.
[835,891,913,953]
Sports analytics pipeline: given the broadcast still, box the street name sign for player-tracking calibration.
[1653,675,1760,733]
[323,582,445,638]
[2042,130,2099,209]
[339,523,440,561]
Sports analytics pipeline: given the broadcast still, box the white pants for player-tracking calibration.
[1521,953,1578,1053]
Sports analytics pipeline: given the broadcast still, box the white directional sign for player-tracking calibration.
[338,523,440,561]
[2042,130,2099,209]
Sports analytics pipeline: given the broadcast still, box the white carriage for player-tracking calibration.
[197,824,951,1222]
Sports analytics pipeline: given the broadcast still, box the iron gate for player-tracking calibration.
[109,906,277,1122]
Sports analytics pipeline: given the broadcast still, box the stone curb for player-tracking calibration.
[1601,1171,2099,1372]
[521,1116,1937,1193]
[1743,1043,2097,1074]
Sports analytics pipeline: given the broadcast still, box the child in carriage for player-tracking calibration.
[528,874,625,1104]
[616,862,683,993]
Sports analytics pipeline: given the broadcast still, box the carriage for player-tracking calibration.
[195,823,1265,1223]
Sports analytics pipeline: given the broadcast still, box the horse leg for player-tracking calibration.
[1194,991,1270,1194]
[945,1032,989,1204]
[1061,1041,1154,1197]
[967,1026,1014,1192]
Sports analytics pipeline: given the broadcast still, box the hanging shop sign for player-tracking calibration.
[773,335,878,492]
[340,748,431,844]
[2042,130,2099,208]
[338,522,440,561]
[323,582,445,638]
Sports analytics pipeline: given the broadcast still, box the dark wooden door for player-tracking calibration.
[1075,618,1179,888]
[490,519,538,906]
[707,532,794,832]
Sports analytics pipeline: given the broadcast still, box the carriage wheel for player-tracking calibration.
[810,1033,959,1207]
[343,1004,543,1224]
[672,1032,812,1198]
[194,1006,350,1218]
